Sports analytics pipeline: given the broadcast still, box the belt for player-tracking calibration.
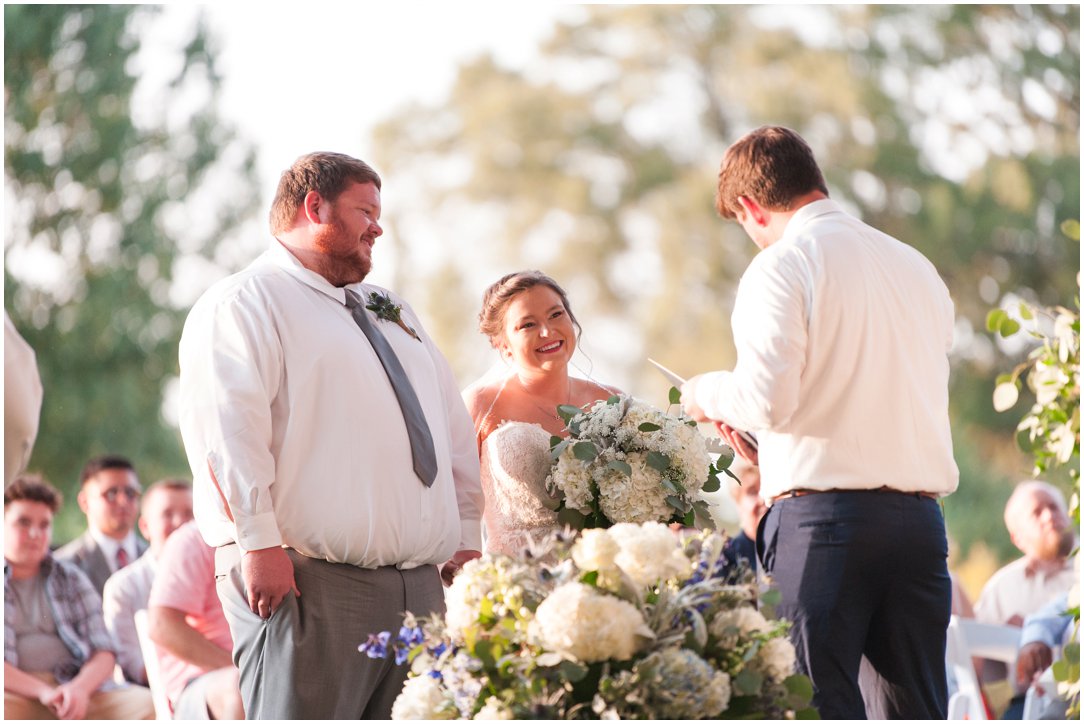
[771,486,939,504]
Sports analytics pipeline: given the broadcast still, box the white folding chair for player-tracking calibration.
[945,615,1022,720]
[134,609,172,720]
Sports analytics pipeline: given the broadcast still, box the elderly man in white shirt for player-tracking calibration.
[178,152,483,719]
[683,126,958,719]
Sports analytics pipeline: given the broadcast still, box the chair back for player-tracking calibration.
[134,609,172,720]
[945,615,1022,720]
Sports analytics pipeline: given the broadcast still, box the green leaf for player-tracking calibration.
[645,451,671,472]
[638,422,662,432]
[784,674,814,699]
[986,308,1007,333]
[607,395,621,405]
[557,506,587,529]
[682,509,695,527]
[665,494,688,512]
[1018,302,1034,320]
[573,441,599,462]
[733,668,764,696]
[760,588,782,607]
[661,478,680,493]
[551,439,571,460]
[702,474,721,493]
[607,459,632,476]
[559,660,589,683]
[692,500,714,529]
[795,706,821,719]
[557,404,582,424]
[669,386,681,405]
[549,435,563,448]
[999,316,1021,337]
[474,639,496,668]
[580,570,599,585]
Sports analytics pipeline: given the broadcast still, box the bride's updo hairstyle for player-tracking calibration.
[479,270,581,349]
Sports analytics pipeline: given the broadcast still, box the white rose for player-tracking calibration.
[571,528,619,572]
[755,636,798,683]
[530,582,653,662]
[709,606,770,648]
[390,675,456,720]
[608,522,692,588]
[475,697,514,720]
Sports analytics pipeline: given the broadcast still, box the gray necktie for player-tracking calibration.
[344,290,438,487]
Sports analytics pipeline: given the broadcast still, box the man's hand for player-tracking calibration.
[717,422,759,465]
[680,378,709,422]
[47,681,90,720]
[1015,641,1054,692]
[440,549,481,587]
[241,546,300,619]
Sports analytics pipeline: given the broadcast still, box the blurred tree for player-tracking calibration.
[370,5,1078,562]
[4,5,259,541]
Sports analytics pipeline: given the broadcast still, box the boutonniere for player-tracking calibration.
[365,291,421,341]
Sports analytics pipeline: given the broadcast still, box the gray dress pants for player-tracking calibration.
[214,545,445,719]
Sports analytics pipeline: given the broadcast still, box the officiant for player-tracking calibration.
[682,126,958,719]
[177,152,483,719]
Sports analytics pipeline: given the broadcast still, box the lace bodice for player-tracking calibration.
[480,422,560,556]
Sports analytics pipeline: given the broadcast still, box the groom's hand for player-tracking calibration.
[242,546,301,619]
[440,549,481,587]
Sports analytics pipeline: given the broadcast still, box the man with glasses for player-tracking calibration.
[56,455,148,596]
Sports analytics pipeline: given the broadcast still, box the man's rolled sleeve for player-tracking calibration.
[180,289,282,550]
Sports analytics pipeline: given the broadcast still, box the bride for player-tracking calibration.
[463,271,619,556]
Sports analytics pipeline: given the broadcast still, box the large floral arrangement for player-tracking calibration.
[546,393,726,529]
[361,524,816,720]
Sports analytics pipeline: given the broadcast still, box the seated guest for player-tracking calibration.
[4,474,154,720]
[975,480,1076,626]
[1006,589,1076,719]
[56,455,148,595]
[103,479,194,684]
[722,456,767,572]
[148,520,242,719]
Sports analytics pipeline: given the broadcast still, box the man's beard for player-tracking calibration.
[311,213,371,286]
[1035,526,1075,560]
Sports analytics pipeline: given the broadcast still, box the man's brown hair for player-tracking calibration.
[5,474,63,513]
[715,126,829,220]
[269,152,382,234]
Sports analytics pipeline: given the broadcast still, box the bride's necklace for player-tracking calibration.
[520,377,573,423]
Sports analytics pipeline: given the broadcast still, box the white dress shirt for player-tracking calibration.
[178,241,483,569]
[88,527,140,573]
[689,199,959,501]
[102,552,157,683]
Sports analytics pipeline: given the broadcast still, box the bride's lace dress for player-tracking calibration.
[480,422,560,556]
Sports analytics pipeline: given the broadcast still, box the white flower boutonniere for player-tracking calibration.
[365,291,421,341]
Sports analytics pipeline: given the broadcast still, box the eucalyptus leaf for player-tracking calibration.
[665,495,689,512]
[607,395,621,405]
[559,660,589,683]
[669,386,682,405]
[638,422,662,432]
[557,506,587,529]
[646,451,670,472]
[551,439,571,460]
[733,668,764,696]
[557,404,582,424]
[607,460,633,476]
[702,474,721,493]
[661,478,680,493]
[999,317,1021,337]
[573,441,599,462]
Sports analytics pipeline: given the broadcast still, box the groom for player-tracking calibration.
[178,152,483,719]
[682,127,958,718]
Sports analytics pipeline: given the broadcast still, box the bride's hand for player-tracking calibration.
[440,549,482,586]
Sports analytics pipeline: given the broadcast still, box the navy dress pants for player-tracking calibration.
[758,490,952,719]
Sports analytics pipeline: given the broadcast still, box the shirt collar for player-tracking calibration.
[87,526,138,565]
[780,198,845,242]
[265,239,365,307]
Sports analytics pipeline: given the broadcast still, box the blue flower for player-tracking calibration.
[427,669,443,680]
[394,646,411,665]
[359,631,391,659]
[429,642,448,658]
[398,625,425,647]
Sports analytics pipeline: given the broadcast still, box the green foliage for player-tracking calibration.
[370,5,1079,564]
[4,6,259,541]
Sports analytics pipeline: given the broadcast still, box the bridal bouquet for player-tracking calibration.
[362,524,816,720]
[546,393,725,529]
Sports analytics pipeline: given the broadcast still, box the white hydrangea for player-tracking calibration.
[596,452,673,524]
[475,697,514,720]
[709,606,770,649]
[571,528,619,573]
[755,636,798,683]
[444,557,532,642]
[390,675,457,720]
[530,582,653,662]
[607,522,691,588]
[639,648,732,719]
[548,448,594,513]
